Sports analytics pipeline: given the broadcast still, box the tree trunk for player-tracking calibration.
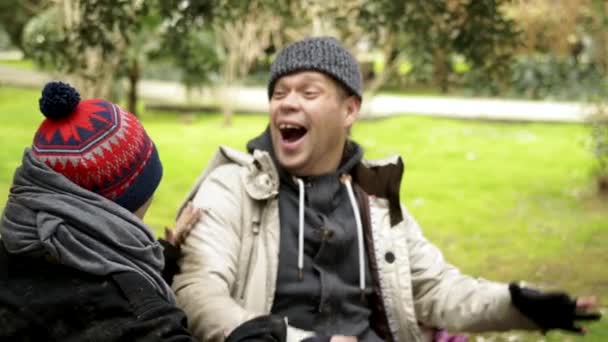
[363,32,397,97]
[599,175,608,195]
[221,83,234,127]
[433,49,450,94]
[127,58,140,117]
[221,47,238,127]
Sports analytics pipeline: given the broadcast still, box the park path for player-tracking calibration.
[0,64,596,123]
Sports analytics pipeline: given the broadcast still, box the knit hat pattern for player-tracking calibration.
[32,81,162,212]
[268,37,362,100]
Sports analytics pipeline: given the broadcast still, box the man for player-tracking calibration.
[172,37,600,342]
[0,81,199,341]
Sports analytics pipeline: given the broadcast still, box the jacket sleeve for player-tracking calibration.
[109,272,196,342]
[403,206,538,332]
[172,164,260,341]
[127,293,196,342]
[172,164,317,342]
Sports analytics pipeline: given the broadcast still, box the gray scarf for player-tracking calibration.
[1,148,175,303]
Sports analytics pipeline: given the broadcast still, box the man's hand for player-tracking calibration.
[164,201,202,247]
[509,282,602,334]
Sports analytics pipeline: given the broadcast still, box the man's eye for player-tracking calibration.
[273,91,286,99]
[304,91,319,98]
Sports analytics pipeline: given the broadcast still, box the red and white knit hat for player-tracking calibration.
[32,81,163,212]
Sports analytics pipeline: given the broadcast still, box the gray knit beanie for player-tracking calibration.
[268,37,362,100]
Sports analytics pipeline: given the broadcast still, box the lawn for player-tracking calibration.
[0,58,35,70]
[0,86,606,341]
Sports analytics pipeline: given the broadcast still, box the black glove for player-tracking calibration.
[509,282,602,334]
[159,239,181,285]
[225,315,287,342]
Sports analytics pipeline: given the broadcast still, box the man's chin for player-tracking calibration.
[277,156,307,176]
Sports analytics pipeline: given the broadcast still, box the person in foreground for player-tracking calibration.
[172,37,601,342]
[0,82,199,341]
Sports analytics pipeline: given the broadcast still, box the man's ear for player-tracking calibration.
[343,96,361,128]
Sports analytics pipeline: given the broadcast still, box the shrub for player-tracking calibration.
[508,54,607,101]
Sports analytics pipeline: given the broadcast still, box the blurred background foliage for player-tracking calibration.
[1,0,605,100]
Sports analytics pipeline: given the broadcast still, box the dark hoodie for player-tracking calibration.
[247,129,383,342]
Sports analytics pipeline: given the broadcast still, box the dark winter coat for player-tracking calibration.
[0,240,194,342]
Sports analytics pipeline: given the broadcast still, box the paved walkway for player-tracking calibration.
[0,65,598,123]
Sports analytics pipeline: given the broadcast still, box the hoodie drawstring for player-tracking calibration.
[296,178,305,281]
[341,174,367,301]
[294,175,367,302]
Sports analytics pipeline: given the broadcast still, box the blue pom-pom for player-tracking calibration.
[39,81,81,120]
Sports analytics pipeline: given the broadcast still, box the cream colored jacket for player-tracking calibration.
[172,146,535,342]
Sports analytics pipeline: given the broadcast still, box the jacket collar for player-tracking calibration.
[216,145,280,200]
[241,143,405,226]
[353,155,405,227]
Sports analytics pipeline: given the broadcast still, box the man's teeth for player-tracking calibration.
[279,123,301,130]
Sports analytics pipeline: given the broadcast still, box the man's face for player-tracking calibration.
[269,71,360,176]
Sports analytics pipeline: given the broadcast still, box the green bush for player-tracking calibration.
[508,55,607,101]
[457,54,608,100]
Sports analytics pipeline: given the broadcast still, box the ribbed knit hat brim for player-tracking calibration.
[268,37,362,100]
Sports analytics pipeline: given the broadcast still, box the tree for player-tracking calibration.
[156,0,522,122]
[0,0,46,50]
[162,0,299,125]
[503,0,608,100]
[157,0,220,90]
[22,0,151,114]
[212,2,285,126]
[507,0,596,58]
[161,0,351,125]
[591,0,607,76]
[358,0,521,94]
[254,0,521,97]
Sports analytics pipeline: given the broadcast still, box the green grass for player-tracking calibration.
[0,86,606,340]
[0,58,35,70]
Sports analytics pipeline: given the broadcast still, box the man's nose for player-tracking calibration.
[279,91,300,112]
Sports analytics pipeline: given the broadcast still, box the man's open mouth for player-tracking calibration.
[279,123,308,143]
